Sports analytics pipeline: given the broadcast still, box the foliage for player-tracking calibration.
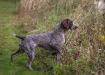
[0,0,105,75]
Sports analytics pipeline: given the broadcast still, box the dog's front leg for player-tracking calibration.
[56,52,61,64]
[54,47,61,64]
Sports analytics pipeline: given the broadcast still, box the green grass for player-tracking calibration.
[0,1,51,75]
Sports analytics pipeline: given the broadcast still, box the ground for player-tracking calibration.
[0,0,51,75]
[0,0,103,75]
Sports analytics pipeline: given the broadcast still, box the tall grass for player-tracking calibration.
[16,0,105,75]
[0,0,105,75]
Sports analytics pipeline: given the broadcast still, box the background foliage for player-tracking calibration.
[0,0,105,75]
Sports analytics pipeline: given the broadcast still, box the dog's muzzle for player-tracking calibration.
[71,22,78,30]
[72,25,78,30]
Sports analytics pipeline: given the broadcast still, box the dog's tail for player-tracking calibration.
[13,33,25,40]
[16,35,25,40]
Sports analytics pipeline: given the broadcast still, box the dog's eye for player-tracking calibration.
[70,21,73,25]
[69,22,73,26]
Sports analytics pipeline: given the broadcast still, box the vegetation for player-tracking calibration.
[0,0,105,75]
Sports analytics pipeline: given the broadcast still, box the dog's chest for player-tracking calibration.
[60,33,65,43]
[51,33,65,46]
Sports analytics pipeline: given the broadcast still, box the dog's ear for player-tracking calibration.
[61,19,73,30]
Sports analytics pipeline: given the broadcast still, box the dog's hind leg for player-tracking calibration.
[11,46,24,63]
[26,50,35,70]
[25,42,36,70]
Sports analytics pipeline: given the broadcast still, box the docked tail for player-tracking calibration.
[16,35,25,40]
[13,33,25,40]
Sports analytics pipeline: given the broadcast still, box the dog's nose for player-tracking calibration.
[71,25,78,30]
[73,26,78,30]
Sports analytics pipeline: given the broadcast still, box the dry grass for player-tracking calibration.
[16,0,105,75]
[17,0,52,26]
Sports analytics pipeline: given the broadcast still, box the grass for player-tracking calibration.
[0,0,105,75]
[0,1,51,75]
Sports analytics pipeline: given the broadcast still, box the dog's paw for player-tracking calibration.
[26,63,33,71]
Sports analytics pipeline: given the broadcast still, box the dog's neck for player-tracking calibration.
[53,25,65,43]
[54,24,69,33]
[54,26,64,34]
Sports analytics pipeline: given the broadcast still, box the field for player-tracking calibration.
[0,0,105,75]
[0,0,49,75]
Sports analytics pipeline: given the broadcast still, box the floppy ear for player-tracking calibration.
[61,20,69,29]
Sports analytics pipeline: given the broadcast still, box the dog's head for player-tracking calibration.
[60,19,78,31]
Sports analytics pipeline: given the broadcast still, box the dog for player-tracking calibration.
[11,19,78,70]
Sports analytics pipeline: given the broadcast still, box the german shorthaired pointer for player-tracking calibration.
[11,19,78,70]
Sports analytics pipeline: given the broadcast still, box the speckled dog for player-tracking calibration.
[11,19,78,70]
